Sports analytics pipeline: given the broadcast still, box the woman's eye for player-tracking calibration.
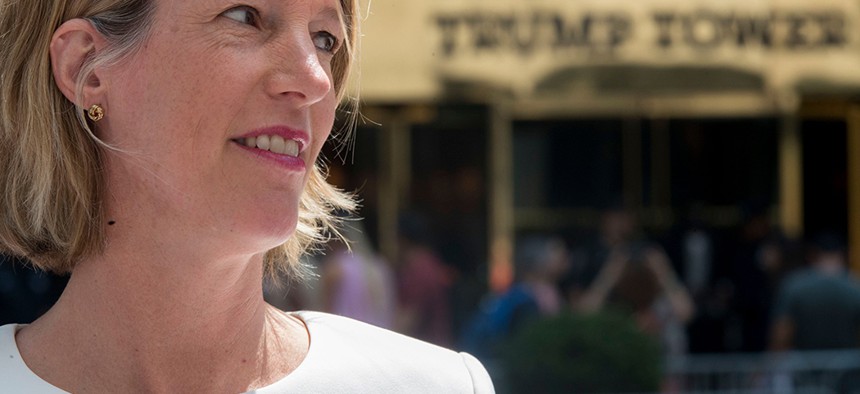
[222,6,260,26]
[313,32,339,53]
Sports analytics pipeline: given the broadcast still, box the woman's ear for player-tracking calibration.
[50,19,108,106]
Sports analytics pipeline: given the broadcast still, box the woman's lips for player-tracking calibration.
[231,126,310,171]
[237,135,300,157]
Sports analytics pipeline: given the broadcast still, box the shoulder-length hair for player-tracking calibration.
[0,0,358,281]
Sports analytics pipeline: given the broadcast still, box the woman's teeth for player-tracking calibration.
[241,136,300,157]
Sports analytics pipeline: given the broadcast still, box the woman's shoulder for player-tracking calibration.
[0,324,67,393]
[296,311,456,359]
[263,311,494,393]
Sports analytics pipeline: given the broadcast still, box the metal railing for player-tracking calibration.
[665,350,860,394]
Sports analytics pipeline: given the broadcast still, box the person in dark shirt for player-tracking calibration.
[770,233,860,351]
[460,236,569,359]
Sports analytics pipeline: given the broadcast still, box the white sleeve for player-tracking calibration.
[459,352,496,394]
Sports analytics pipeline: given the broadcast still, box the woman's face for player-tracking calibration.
[99,0,345,254]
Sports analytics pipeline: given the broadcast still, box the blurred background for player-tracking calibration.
[6,0,860,392]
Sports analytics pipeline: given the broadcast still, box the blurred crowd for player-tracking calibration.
[3,203,860,366]
[458,202,860,360]
[263,201,860,369]
[263,213,461,347]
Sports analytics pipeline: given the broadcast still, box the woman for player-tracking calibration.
[0,0,494,392]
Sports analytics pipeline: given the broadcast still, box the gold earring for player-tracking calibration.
[87,104,104,122]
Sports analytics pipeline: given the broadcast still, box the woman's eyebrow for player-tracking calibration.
[318,6,343,26]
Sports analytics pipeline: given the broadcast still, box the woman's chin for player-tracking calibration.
[242,218,299,251]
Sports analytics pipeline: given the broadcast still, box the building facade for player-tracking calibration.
[346,0,860,289]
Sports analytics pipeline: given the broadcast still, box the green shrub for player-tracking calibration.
[501,310,661,393]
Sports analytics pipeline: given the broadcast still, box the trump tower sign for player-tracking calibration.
[359,0,860,105]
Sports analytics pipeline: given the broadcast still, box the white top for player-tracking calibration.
[0,311,495,393]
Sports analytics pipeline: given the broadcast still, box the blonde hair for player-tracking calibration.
[0,0,358,281]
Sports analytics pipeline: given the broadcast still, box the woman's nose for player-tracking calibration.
[265,37,333,106]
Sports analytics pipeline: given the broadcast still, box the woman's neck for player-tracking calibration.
[15,246,308,393]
